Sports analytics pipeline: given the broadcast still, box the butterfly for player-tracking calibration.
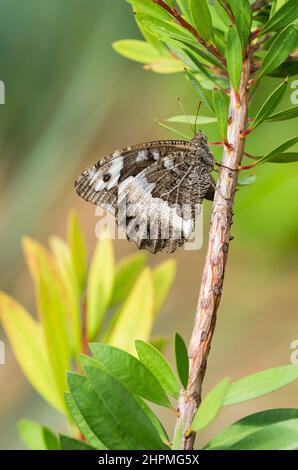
[74,132,215,254]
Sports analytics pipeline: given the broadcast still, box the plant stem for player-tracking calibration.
[175,54,251,450]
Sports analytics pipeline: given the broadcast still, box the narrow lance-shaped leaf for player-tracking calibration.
[18,419,60,451]
[213,89,229,140]
[110,252,148,306]
[256,136,298,164]
[226,26,242,92]
[153,259,176,315]
[205,409,298,450]
[185,70,214,112]
[224,364,298,405]
[257,25,298,78]
[192,378,230,433]
[127,0,173,21]
[144,57,185,73]
[176,0,191,21]
[68,210,87,294]
[60,436,95,451]
[89,343,171,407]
[266,105,298,122]
[87,232,114,340]
[137,13,196,45]
[106,268,155,355]
[135,340,180,398]
[228,0,252,48]
[262,0,298,34]
[175,333,189,389]
[0,293,63,412]
[249,79,287,130]
[112,40,162,64]
[167,115,217,125]
[189,0,213,42]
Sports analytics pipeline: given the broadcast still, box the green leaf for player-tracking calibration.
[87,232,114,340]
[172,419,183,450]
[60,435,95,450]
[135,340,180,399]
[68,210,87,294]
[90,343,171,407]
[186,70,214,112]
[189,0,213,42]
[135,396,169,444]
[144,57,185,73]
[258,25,298,78]
[185,49,222,86]
[176,0,191,20]
[22,238,71,404]
[167,115,217,124]
[127,0,173,21]
[205,408,298,450]
[256,136,298,164]
[0,293,63,411]
[50,236,81,354]
[137,13,195,44]
[175,333,189,389]
[228,0,252,48]
[250,79,287,129]
[112,39,162,64]
[262,0,298,34]
[65,392,107,449]
[18,419,60,450]
[153,259,176,315]
[262,152,298,163]
[268,59,298,78]
[266,105,298,122]
[68,369,168,450]
[192,378,230,433]
[111,252,148,306]
[224,364,298,406]
[226,26,242,92]
[213,89,229,140]
[106,268,155,355]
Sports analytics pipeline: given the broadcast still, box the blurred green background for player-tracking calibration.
[0,0,297,449]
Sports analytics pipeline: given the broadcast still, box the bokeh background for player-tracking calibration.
[0,0,297,449]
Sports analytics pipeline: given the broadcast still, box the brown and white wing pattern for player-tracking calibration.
[75,139,214,254]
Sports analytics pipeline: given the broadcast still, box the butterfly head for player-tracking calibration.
[191,131,214,171]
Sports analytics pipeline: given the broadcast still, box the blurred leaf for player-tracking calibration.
[150,336,168,352]
[106,268,155,355]
[228,0,252,48]
[192,378,230,432]
[213,89,229,140]
[68,211,87,295]
[87,233,114,340]
[186,70,214,112]
[68,369,168,450]
[0,293,63,411]
[257,25,298,78]
[65,392,107,449]
[226,26,242,92]
[167,115,217,124]
[175,333,189,389]
[50,237,81,354]
[172,419,183,450]
[137,13,195,44]
[237,174,256,186]
[205,409,298,450]
[262,0,298,34]
[189,0,213,42]
[144,57,185,73]
[112,39,162,64]
[266,105,298,122]
[127,0,173,21]
[158,121,192,139]
[90,343,171,407]
[18,419,60,450]
[111,252,148,306]
[256,136,298,164]
[224,365,298,406]
[23,238,71,404]
[153,259,176,315]
[250,79,287,129]
[135,340,180,398]
[60,436,95,450]
[135,16,169,54]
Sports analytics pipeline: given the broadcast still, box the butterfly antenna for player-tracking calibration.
[177,97,195,137]
[194,101,202,136]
